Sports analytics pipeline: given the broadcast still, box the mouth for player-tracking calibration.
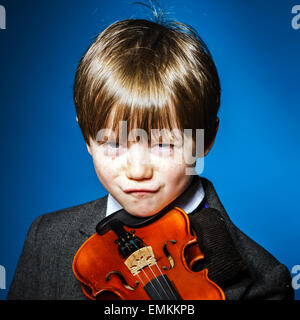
[123,188,159,198]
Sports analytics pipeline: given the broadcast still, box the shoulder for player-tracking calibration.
[22,195,108,268]
[200,177,286,270]
[7,197,108,300]
[28,196,108,241]
[228,224,294,298]
[199,176,294,299]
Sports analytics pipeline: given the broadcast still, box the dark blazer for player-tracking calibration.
[7,178,294,300]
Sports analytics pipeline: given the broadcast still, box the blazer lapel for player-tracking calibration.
[78,195,108,238]
[200,177,231,223]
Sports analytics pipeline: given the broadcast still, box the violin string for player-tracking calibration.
[135,272,145,286]
[144,259,171,300]
[145,246,177,300]
[141,245,173,300]
[125,242,164,300]
[125,234,175,300]
[132,251,165,300]
[153,262,178,300]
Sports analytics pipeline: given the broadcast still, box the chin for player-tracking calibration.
[125,205,159,218]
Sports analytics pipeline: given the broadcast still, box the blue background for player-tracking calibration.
[0,0,299,300]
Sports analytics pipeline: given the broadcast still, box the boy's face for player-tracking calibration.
[86,129,197,217]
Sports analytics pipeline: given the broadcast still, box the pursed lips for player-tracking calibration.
[123,188,159,198]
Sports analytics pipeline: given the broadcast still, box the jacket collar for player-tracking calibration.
[78,195,108,237]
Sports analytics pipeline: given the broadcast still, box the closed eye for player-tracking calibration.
[97,140,122,148]
[153,143,174,148]
[106,142,120,148]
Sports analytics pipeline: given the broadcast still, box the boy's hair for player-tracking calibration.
[74,18,220,148]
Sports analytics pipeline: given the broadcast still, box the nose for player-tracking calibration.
[125,143,153,180]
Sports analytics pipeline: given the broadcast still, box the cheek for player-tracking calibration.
[159,160,190,186]
[157,163,191,207]
[92,154,119,186]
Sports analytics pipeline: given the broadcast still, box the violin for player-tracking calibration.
[72,206,225,300]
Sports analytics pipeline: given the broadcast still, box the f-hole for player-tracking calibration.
[105,270,139,291]
[162,240,176,270]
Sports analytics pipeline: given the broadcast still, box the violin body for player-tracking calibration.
[72,207,225,300]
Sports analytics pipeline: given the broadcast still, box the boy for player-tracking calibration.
[7,17,293,300]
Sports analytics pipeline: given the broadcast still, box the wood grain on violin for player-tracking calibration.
[72,207,225,300]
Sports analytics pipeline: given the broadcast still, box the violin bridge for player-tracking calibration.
[124,246,156,276]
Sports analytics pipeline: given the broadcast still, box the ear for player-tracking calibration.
[204,117,219,156]
[86,141,92,156]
